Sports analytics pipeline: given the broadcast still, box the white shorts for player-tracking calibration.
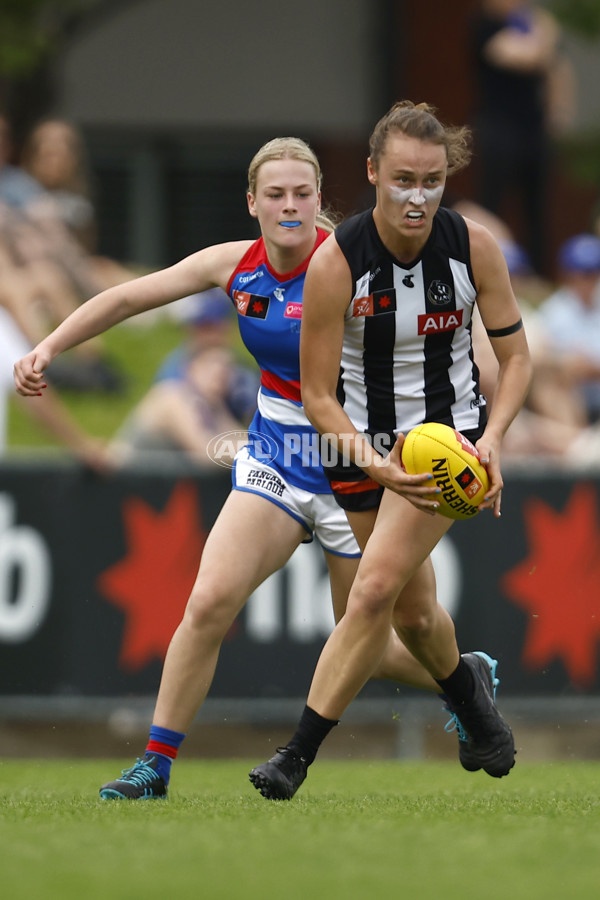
[232,447,360,557]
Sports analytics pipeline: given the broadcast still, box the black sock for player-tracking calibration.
[435,657,475,706]
[287,705,338,765]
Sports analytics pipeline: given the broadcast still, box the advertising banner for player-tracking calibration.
[0,462,598,699]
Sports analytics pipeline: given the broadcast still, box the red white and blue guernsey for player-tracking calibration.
[226,228,331,494]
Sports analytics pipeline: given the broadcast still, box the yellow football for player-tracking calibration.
[401,422,489,520]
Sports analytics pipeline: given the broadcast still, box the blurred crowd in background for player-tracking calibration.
[2,0,600,472]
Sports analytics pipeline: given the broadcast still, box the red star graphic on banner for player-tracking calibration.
[378,295,391,308]
[502,484,600,687]
[97,482,208,671]
[252,300,264,313]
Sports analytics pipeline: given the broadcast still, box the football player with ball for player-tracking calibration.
[250,101,532,800]
[16,134,477,802]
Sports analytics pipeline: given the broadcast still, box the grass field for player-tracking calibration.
[1,759,599,900]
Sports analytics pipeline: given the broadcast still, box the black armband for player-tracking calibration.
[485,319,523,338]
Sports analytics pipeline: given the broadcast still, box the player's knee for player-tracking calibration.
[348,573,398,622]
[394,609,435,641]
[183,578,239,635]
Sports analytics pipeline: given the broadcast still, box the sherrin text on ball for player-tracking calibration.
[401,422,489,520]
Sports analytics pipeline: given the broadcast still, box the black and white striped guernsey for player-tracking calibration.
[334,206,487,453]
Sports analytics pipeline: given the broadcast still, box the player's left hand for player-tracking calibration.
[476,435,503,517]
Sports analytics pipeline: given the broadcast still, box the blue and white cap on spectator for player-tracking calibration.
[171,288,232,325]
[558,234,600,274]
[498,240,532,277]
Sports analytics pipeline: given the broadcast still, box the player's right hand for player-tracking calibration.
[13,349,51,396]
[367,435,441,514]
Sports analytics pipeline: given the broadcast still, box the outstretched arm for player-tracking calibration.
[13,241,251,396]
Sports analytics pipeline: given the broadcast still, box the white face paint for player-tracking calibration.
[389,184,444,206]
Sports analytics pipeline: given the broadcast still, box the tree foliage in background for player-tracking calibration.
[0,0,140,142]
[549,0,600,38]
[0,0,89,77]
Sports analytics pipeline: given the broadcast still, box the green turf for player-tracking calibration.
[1,759,599,900]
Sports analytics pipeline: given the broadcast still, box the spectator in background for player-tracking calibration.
[110,344,244,467]
[0,215,85,340]
[0,303,110,470]
[0,203,123,393]
[0,112,95,294]
[0,115,45,210]
[161,288,259,424]
[472,238,586,461]
[444,190,515,245]
[535,234,600,428]
[0,113,123,392]
[20,117,96,251]
[20,117,141,289]
[469,0,576,273]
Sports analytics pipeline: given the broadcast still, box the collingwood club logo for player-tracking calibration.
[427,280,453,306]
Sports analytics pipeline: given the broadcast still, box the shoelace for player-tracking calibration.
[444,708,468,742]
[117,758,160,786]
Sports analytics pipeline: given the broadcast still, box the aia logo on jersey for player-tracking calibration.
[234,290,270,319]
[418,309,463,334]
[284,302,302,319]
[427,280,453,306]
[352,288,397,317]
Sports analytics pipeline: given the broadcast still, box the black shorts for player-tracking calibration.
[325,425,485,513]
[328,472,384,512]
[323,431,394,513]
